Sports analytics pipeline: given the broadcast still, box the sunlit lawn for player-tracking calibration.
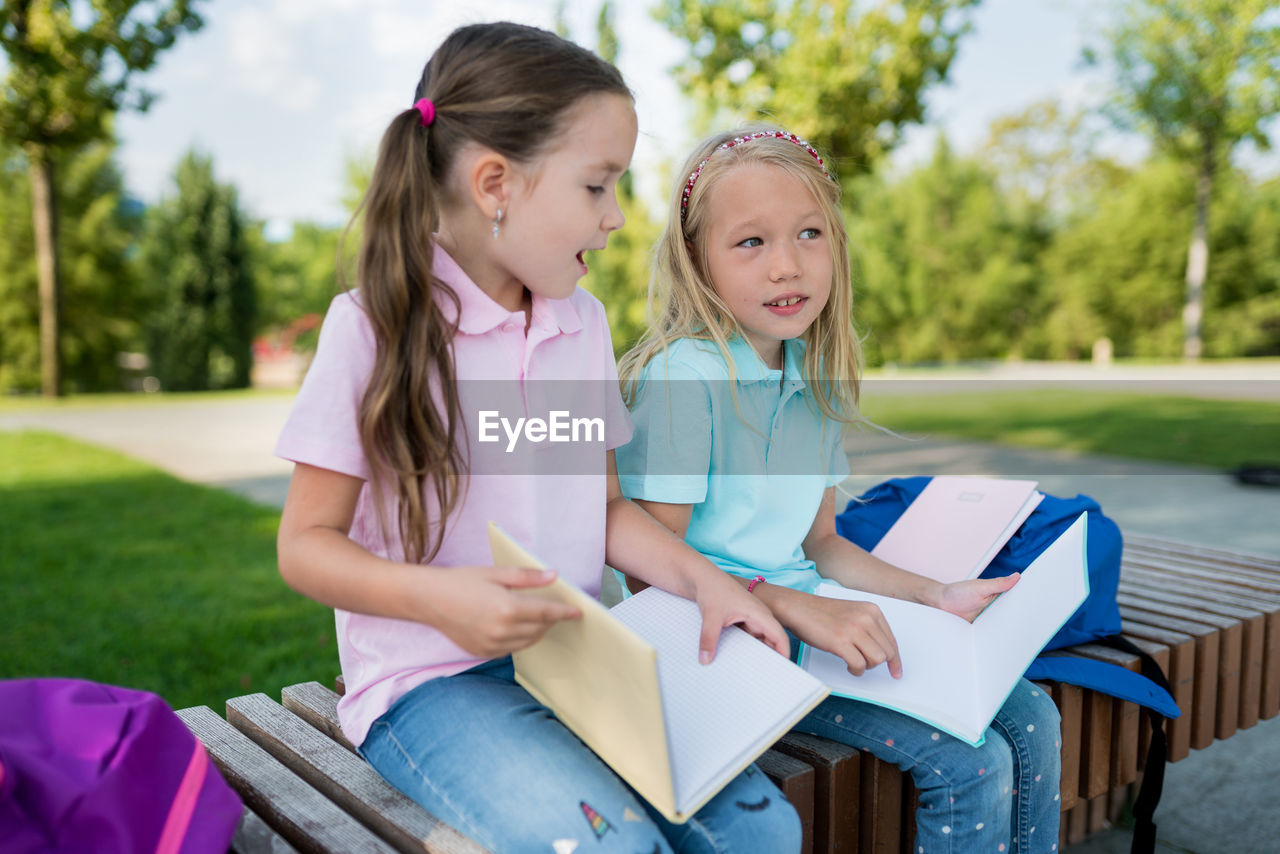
[859,388,1280,470]
[0,430,334,712]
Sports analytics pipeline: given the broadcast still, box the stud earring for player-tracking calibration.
[492,208,503,239]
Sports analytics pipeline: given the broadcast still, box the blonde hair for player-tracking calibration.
[618,124,863,423]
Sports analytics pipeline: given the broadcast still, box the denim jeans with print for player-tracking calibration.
[359,657,802,854]
[795,676,1062,854]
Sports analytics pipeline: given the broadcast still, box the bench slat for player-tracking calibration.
[1123,566,1279,726]
[232,806,300,854]
[1119,593,1243,742]
[1116,634,1172,765]
[1117,620,1195,760]
[758,749,816,854]
[1079,685,1113,799]
[1125,536,1280,573]
[859,756,902,854]
[176,706,398,854]
[225,694,486,854]
[1047,681,1082,811]
[1119,578,1266,732]
[774,731,861,852]
[280,682,357,752]
[1119,606,1220,750]
[1061,644,1141,788]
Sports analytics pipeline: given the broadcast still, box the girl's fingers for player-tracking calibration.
[698,615,723,664]
[494,566,560,588]
[736,615,790,657]
[522,599,581,624]
[758,620,791,657]
[843,646,868,676]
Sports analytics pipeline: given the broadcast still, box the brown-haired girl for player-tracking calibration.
[274,25,798,853]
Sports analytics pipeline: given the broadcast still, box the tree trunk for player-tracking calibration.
[28,148,62,396]
[1182,151,1213,361]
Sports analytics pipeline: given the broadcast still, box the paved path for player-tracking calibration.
[4,381,1279,853]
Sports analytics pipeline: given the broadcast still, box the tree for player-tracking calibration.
[655,0,980,178]
[140,151,255,391]
[0,137,142,392]
[847,136,1051,364]
[980,99,1129,221]
[256,222,342,339]
[0,0,203,395]
[1089,0,1280,359]
[1041,157,1278,359]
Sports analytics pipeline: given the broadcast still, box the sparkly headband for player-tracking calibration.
[680,131,831,222]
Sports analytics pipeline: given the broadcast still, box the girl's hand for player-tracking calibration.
[933,573,1020,622]
[782,593,902,678]
[426,566,582,659]
[692,572,791,663]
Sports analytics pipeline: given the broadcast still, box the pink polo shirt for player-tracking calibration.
[275,246,632,747]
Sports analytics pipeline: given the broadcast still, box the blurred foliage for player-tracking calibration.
[3,1,1280,396]
[656,0,979,177]
[848,136,1052,364]
[1041,158,1280,359]
[0,138,142,392]
[1087,0,1280,357]
[138,151,255,391]
[0,0,204,394]
[1092,0,1279,166]
[255,222,343,334]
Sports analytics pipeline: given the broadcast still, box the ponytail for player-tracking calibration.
[347,22,629,564]
[349,108,464,565]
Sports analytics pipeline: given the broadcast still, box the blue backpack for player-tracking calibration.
[835,476,1124,651]
[836,477,1178,853]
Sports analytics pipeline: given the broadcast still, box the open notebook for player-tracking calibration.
[490,523,829,824]
[800,513,1089,746]
[870,476,1045,584]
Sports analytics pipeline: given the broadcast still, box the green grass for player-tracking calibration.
[858,389,1280,470]
[0,430,334,711]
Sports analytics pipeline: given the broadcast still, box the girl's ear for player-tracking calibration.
[467,151,512,220]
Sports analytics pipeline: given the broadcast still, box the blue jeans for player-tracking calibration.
[795,676,1062,853]
[359,657,802,854]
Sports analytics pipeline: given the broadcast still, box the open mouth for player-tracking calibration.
[765,295,807,316]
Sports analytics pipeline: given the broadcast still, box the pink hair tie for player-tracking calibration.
[414,98,435,127]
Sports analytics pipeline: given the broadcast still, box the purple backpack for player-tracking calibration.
[0,678,242,854]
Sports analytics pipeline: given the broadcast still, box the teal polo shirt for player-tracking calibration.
[617,336,850,593]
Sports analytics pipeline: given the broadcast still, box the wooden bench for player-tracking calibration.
[180,536,1280,854]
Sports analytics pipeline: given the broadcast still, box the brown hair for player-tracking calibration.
[619,124,863,423]
[348,22,630,563]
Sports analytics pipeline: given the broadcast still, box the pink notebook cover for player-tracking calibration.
[869,477,1043,584]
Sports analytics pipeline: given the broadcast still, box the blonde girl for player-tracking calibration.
[274,28,798,853]
[617,126,1063,853]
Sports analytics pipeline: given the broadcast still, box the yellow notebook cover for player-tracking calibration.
[489,522,829,823]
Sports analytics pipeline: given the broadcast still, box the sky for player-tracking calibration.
[106,0,1276,239]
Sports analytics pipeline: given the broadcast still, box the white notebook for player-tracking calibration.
[800,513,1089,746]
[491,523,829,823]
